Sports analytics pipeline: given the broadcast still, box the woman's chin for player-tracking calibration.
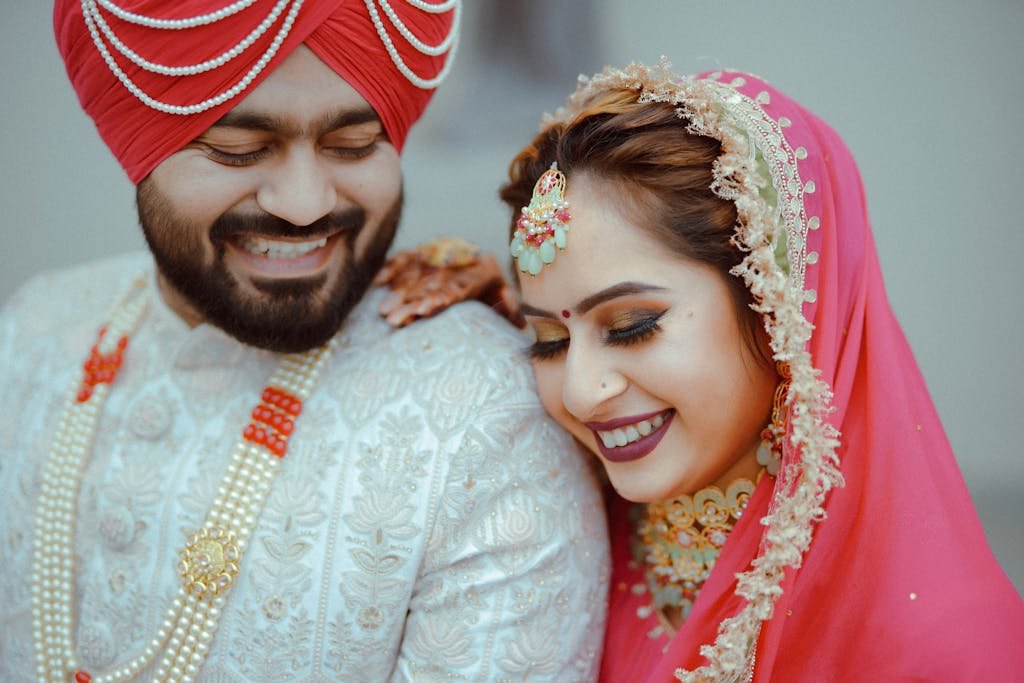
[605,473,681,504]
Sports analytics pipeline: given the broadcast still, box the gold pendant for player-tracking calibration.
[178,525,241,600]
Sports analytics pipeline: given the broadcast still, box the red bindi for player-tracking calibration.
[561,309,571,319]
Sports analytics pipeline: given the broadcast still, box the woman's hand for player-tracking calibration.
[374,237,524,329]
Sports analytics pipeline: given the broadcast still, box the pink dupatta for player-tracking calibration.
[580,64,1024,681]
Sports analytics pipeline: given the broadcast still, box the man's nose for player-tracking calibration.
[256,148,337,227]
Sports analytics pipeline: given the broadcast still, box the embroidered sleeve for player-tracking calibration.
[389,318,610,682]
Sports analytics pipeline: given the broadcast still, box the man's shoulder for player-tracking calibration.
[388,297,533,385]
[402,298,527,354]
[325,291,540,419]
[2,252,152,334]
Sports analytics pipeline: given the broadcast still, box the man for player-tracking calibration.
[0,2,608,681]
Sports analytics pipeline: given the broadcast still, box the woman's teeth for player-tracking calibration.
[598,413,665,449]
[240,236,328,258]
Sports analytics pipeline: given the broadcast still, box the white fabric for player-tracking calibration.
[0,252,609,682]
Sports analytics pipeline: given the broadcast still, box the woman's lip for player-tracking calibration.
[591,409,674,464]
[584,408,668,431]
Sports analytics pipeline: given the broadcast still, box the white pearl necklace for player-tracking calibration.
[363,0,461,89]
[31,278,337,682]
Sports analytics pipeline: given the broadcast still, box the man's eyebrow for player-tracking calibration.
[210,106,381,138]
[211,111,296,135]
[315,107,380,134]
[520,282,668,319]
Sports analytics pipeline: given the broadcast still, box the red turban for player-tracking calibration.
[54,1,457,183]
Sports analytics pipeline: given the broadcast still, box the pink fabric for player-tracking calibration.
[54,0,454,183]
[600,72,1024,681]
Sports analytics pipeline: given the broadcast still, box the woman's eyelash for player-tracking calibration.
[526,310,667,361]
[526,339,567,361]
[605,311,666,346]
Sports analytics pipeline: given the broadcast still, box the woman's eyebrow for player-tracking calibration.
[520,302,556,318]
[575,282,666,315]
[521,281,667,319]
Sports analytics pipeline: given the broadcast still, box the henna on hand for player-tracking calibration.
[374,238,524,329]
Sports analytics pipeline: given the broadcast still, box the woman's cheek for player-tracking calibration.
[532,362,571,426]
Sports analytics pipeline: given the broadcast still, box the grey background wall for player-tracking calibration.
[2,1,1021,593]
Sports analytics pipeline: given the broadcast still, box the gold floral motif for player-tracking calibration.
[636,477,757,612]
[178,525,241,600]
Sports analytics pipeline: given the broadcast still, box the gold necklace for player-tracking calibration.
[635,476,759,620]
[31,278,336,682]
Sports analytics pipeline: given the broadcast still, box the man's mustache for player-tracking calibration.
[209,207,366,242]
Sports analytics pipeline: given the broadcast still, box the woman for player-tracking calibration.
[380,62,1024,680]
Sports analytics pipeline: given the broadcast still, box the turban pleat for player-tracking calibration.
[54,0,455,183]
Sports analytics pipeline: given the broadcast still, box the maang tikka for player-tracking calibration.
[510,163,572,276]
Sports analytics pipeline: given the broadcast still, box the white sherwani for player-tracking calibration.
[0,253,609,682]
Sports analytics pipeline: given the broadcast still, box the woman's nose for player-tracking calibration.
[560,344,627,421]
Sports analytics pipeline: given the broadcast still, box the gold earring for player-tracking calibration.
[757,363,790,476]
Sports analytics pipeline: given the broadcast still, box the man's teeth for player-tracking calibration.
[240,236,328,258]
[598,413,665,449]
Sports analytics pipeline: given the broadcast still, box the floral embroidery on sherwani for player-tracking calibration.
[0,252,609,682]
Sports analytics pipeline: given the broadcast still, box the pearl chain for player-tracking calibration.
[363,0,461,89]
[80,0,304,115]
[81,0,459,117]
[402,0,458,12]
[31,278,337,682]
[375,0,458,56]
[86,0,293,77]
[94,0,260,30]
[32,281,148,683]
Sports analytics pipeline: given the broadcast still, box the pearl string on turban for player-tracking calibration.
[54,0,460,183]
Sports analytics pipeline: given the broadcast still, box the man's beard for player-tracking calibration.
[136,180,401,353]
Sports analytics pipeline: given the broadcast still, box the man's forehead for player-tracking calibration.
[208,47,380,136]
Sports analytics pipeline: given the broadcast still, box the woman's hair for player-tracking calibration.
[499,87,769,364]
